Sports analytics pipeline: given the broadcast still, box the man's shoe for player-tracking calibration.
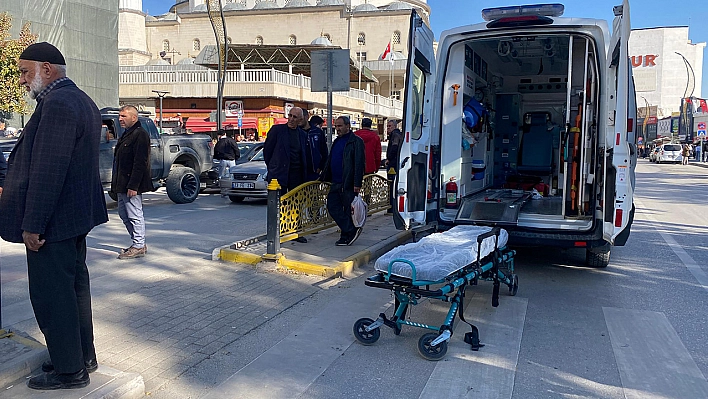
[27,369,90,390]
[120,244,147,254]
[347,227,363,246]
[42,358,98,374]
[117,246,146,259]
[335,238,349,246]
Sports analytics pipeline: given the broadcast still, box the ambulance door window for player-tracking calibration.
[410,64,425,140]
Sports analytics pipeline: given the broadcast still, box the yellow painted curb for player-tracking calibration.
[278,256,353,278]
[219,248,263,265]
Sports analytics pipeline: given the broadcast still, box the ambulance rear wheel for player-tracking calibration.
[417,333,448,361]
[586,244,610,268]
[353,318,380,345]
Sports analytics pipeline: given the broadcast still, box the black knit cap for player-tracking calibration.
[19,42,66,65]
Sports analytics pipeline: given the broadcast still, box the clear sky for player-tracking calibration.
[141,0,708,97]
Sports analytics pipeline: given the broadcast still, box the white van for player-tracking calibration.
[393,2,636,267]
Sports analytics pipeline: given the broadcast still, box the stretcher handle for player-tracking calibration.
[387,258,417,282]
[476,227,501,244]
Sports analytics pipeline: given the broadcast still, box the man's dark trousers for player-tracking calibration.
[26,234,95,374]
[327,183,356,239]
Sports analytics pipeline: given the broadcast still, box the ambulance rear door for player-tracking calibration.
[393,10,436,230]
[603,0,635,245]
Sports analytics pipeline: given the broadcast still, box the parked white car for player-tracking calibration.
[655,144,682,164]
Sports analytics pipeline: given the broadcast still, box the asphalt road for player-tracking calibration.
[2,161,708,398]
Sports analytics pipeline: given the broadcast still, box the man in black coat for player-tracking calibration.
[0,151,6,195]
[213,129,240,177]
[321,116,366,246]
[111,105,154,259]
[0,42,108,390]
[263,106,308,193]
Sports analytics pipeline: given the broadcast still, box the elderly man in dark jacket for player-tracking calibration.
[263,106,308,193]
[321,116,366,246]
[111,105,154,259]
[0,42,108,390]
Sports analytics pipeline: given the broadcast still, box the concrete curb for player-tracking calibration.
[215,229,413,277]
[0,330,47,389]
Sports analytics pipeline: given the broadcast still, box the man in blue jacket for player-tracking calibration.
[300,110,328,181]
[321,116,366,246]
[263,107,308,193]
[0,42,108,390]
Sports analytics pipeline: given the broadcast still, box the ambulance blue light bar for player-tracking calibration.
[481,4,565,22]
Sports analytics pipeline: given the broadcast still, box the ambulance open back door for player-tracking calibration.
[603,0,635,245]
[393,10,436,230]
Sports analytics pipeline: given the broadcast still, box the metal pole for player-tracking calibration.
[327,51,334,149]
[159,95,164,133]
[265,179,281,258]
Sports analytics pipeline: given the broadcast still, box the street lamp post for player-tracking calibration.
[152,90,169,134]
[675,52,696,143]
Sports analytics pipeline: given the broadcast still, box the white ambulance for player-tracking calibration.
[394,2,636,267]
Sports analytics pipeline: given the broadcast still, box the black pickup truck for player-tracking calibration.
[100,108,214,204]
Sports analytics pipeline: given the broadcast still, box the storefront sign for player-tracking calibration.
[630,54,658,68]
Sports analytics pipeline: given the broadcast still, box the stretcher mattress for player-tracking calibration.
[375,225,509,282]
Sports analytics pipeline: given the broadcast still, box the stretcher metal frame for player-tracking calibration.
[353,227,518,360]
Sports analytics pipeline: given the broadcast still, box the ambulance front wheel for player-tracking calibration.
[353,318,380,345]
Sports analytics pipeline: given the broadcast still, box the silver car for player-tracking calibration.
[219,149,267,202]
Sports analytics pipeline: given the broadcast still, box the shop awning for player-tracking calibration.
[185,117,259,133]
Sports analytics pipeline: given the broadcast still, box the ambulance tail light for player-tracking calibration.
[615,209,623,227]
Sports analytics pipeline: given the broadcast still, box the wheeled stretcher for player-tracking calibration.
[353,225,518,360]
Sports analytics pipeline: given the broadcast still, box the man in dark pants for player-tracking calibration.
[0,42,108,390]
[321,116,366,246]
[385,119,403,213]
[112,105,155,259]
[263,106,308,193]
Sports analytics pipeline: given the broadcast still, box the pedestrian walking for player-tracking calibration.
[321,116,366,246]
[111,105,155,259]
[213,129,241,178]
[355,118,382,175]
[0,42,108,390]
[695,143,702,163]
[263,106,308,193]
[682,144,690,165]
[300,110,328,181]
[385,119,403,213]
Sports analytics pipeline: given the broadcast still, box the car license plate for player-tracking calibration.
[233,182,255,189]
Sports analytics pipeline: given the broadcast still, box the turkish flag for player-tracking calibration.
[699,99,708,112]
[382,42,391,60]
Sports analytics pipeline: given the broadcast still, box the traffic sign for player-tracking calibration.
[237,116,243,128]
[225,100,244,117]
[699,122,706,137]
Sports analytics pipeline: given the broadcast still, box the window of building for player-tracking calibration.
[162,40,170,51]
[256,36,263,45]
[193,39,200,51]
[393,31,401,45]
[289,35,297,45]
[391,90,401,100]
[356,52,367,61]
[227,37,232,44]
[357,32,366,46]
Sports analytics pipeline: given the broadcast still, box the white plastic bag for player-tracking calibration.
[351,195,368,228]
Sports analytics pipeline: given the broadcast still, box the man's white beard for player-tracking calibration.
[28,69,44,99]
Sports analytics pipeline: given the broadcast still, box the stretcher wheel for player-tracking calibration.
[417,333,448,361]
[353,318,380,345]
[509,274,519,296]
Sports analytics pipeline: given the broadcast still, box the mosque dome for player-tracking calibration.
[253,0,279,9]
[146,58,170,66]
[310,36,333,46]
[386,1,413,10]
[353,3,378,12]
[193,4,208,12]
[177,57,196,65]
[316,0,344,5]
[223,2,248,10]
[145,15,157,21]
[284,0,312,7]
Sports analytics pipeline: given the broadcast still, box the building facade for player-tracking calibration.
[4,0,118,125]
[118,0,425,136]
[629,26,705,120]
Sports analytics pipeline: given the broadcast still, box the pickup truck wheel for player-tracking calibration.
[166,166,200,204]
[586,244,610,268]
